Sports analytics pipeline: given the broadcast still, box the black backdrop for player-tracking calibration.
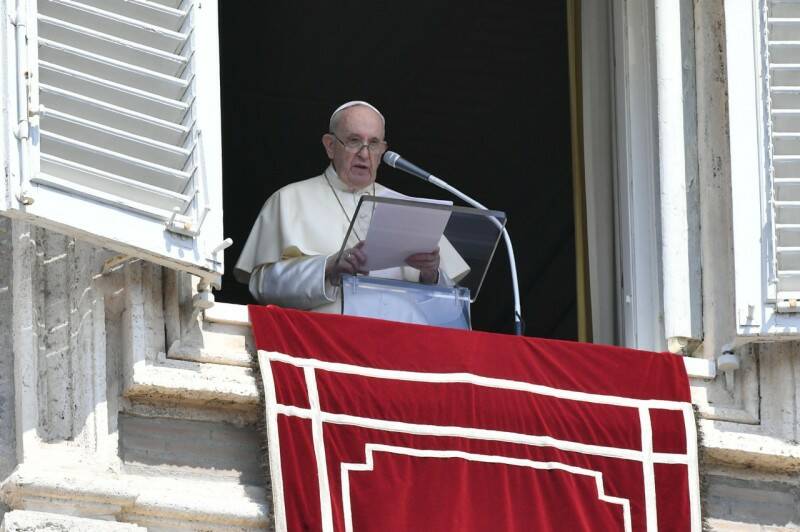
[216,1,576,339]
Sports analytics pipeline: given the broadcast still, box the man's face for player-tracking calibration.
[322,106,385,190]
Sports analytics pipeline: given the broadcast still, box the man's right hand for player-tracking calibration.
[325,241,368,284]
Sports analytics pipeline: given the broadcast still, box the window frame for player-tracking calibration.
[583,0,665,350]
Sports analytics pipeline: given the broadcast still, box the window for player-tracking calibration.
[1,0,225,283]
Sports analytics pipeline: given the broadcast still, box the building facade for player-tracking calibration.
[1,0,799,530]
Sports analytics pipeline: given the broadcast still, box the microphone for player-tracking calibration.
[383,151,524,335]
[383,151,433,181]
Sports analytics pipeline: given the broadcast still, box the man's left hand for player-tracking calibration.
[406,247,440,284]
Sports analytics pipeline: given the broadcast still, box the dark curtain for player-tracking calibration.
[217,1,576,338]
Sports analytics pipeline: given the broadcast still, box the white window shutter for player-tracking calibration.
[767,0,800,310]
[2,0,225,282]
[726,0,800,336]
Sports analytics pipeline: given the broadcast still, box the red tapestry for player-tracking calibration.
[250,305,700,532]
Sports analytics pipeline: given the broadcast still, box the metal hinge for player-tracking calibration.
[775,298,800,314]
[15,104,43,141]
[166,206,199,237]
[14,118,29,140]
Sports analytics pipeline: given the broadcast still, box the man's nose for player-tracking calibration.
[355,145,370,158]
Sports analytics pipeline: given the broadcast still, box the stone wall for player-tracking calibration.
[689,1,800,527]
[699,342,800,528]
[0,210,799,530]
[0,218,268,530]
[0,217,15,526]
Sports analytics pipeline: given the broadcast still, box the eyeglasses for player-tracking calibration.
[331,133,387,154]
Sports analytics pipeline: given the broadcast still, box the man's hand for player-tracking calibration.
[326,241,368,284]
[406,247,440,284]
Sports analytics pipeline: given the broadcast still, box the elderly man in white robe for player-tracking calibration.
[234,101,468,316]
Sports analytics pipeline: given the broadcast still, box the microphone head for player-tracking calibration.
[383,150,401,168]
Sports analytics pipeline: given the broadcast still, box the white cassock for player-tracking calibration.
[234,165,470,314]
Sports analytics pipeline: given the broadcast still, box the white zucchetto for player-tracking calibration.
[329,100,385,132]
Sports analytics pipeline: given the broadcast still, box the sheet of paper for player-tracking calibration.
[361,191,453,271]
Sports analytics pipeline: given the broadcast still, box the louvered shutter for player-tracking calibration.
[4,0,224,281]
[767,0,800,311]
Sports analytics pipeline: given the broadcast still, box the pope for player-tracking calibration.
[234,101,468,313]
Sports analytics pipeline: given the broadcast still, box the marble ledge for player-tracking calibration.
[203,302,717,380]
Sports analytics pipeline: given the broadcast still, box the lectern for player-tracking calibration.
[336,196,506,330]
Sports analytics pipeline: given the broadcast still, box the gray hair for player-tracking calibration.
[329,100,385,134]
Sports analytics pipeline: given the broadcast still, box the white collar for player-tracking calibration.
[324,164,375,194]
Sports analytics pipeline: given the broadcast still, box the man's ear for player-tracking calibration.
[322,133,335,159]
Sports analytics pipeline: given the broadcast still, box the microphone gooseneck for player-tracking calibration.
[383,151,523,335]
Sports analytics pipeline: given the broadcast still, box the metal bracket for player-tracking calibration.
[190,279,216,321]
[15,190,34,205]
